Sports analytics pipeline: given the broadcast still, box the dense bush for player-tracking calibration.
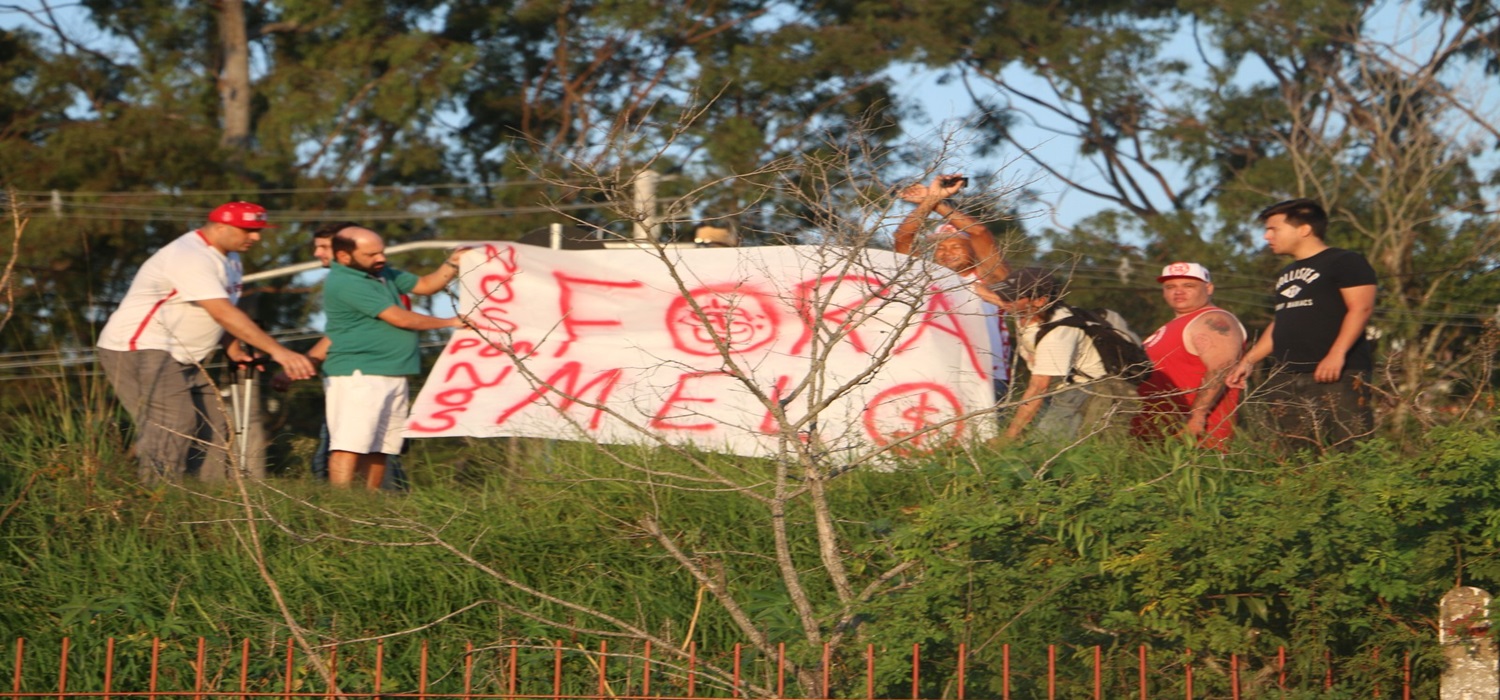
[3,397,1499,697]
[870,430,1500,697]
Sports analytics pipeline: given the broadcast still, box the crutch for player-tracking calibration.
[229,361,256,472]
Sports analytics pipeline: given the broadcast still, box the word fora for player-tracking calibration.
[457,245,985,369]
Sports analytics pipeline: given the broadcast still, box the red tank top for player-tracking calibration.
[1131,306,1241,448]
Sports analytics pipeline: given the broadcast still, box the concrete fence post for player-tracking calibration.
[1440,586,1496,699]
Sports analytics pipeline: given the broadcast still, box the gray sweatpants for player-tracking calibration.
[97,348,234,484]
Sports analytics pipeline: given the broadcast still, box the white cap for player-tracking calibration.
[1156,262,1211,283]
[924,222,970,240]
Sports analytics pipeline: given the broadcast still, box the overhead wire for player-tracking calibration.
[5,175,684,199]
[11,200,626,223]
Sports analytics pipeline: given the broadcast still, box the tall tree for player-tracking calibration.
[217,0,252,151]
[446,0,912,239]
[0,1,927,353]
[0,1,477,351]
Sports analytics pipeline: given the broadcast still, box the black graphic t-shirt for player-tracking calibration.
[1269,247,1377,372]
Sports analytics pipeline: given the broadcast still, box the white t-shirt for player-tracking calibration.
[1016,306,1106,381]
[97,231,243,363]
[959,271,1011,383]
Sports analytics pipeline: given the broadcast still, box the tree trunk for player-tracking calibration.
[218,0,251,150]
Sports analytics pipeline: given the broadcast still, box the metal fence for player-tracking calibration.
[3,637,1417,699]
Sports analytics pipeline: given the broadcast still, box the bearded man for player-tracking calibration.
[322,226,466,489]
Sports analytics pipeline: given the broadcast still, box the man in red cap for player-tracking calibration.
[1130,262,1246,449]
[97,201,316,484]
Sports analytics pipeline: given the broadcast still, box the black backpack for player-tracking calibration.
[1035,305,1153,384]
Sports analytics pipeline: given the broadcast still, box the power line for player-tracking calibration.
[7,176,683,199]
[11,200,635,224]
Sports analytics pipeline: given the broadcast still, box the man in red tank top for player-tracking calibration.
[1131,263,1246,449]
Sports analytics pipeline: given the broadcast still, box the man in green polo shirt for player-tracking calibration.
[323,226,466,489]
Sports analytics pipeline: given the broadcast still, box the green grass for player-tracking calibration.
[3,386,1499,698]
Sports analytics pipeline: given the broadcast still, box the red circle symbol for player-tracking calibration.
[862,382,966,454]
[666,285,781,356]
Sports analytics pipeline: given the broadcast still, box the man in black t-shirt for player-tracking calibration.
[1227,199,1378,450]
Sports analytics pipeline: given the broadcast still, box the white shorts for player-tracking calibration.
[325,372,409,455]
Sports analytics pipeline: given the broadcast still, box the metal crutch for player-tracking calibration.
[229,362,255,474]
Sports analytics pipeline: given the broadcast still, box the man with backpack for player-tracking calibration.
[989,267,1145,442]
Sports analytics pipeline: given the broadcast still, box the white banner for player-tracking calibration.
[406,243,997,458]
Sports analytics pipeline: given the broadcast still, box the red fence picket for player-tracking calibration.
[1,637,1416,699]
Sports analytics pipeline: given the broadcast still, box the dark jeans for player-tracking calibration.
[313,421,408,491]
[1258,370,1374,451]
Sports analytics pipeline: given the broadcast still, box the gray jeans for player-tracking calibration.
[97,348,235,484]
[1033,377,1136,443]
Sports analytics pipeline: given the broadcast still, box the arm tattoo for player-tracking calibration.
[1204,314,1233,335]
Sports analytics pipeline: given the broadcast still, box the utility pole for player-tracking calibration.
[631,170,660,242]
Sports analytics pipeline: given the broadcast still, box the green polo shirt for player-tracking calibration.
[322,263,422,377]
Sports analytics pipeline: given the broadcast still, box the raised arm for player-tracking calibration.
[409,248,469,296]
[893,175,967,255]
[894,185,942,255]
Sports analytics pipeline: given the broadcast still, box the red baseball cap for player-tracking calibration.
[208,201,277,229]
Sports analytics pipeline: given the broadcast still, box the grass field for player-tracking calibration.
[3,378,1499,697]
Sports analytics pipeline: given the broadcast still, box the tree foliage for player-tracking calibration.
[867,0,1500,417]
[0,0,920,354]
